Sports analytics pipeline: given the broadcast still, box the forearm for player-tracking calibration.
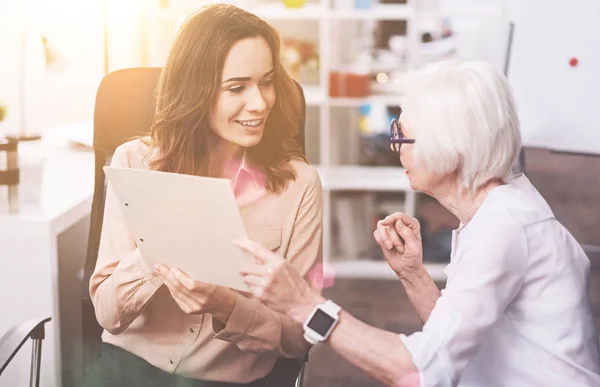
[214,293,311,357]
[288,294,418,387]
[91,249,163,334]
[328,312,419,386]
[209,286,237,325]
[399,266,441,323]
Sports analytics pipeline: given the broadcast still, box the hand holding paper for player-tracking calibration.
[103,166,254,292]
[154,264,237,324]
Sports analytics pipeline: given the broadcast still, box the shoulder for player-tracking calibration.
[463,175,555,248]
[460,210,528,272]
[289,159,322,189]
[467,210,523,244]
[481,175,554,227]
[111,138,153,168]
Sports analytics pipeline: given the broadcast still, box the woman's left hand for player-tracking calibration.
[235,239,323,323]
[154,264,236,321]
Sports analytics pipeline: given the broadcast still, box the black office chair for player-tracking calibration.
[0,317,51,387]
[81,67,308,387]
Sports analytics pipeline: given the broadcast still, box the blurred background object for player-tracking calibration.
[0,101,7,137]
[281,37,320,84]
[17,31,67,142]
[0,137,19,214]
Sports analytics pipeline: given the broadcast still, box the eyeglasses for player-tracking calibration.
[390,118,415,153]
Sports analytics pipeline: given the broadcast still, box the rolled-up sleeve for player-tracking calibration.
[213,167,323,357]
[399,214,528,387]
[89,145,163,335]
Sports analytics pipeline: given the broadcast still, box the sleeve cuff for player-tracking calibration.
[213,292,257,343]
[112,249,163,319]
[399,334,428,387]
[132,249,164,289]
[398,298,461,387]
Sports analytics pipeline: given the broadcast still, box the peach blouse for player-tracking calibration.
[89,139,323,383]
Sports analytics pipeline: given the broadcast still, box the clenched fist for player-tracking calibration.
[373,212,424,279]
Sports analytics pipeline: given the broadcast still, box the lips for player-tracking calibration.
[236,118,265,134]
[236,119,264,127]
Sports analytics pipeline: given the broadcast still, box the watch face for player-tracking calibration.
[307,309,335,337]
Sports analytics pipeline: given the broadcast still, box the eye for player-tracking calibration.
[229,86,244,94]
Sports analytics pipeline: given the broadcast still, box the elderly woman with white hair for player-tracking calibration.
[234,60,600,386]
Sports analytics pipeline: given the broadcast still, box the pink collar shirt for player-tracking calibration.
[224,150,267,206]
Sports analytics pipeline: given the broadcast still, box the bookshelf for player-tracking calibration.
[149,0,452,281]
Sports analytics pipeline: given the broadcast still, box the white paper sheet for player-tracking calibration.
[104,166,252,291]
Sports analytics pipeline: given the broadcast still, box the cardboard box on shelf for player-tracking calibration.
[329,72,371,98]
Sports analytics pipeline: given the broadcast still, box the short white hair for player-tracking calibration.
[399,59,521,194]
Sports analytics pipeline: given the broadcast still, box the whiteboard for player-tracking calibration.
[104,166,252,292]
[507,0,600,155]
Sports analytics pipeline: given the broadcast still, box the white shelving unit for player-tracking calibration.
[150,0,448,282]
[304,84,406,107]
[329,5,415,20]
[318,165,412,193]
[302,85,326,106]
[248,2,415,21]
[250,3,327,20]
[264,0,505,283]
[332,260,447,281]
[258,0,438,281]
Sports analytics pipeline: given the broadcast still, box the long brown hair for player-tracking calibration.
[148,4,306,193]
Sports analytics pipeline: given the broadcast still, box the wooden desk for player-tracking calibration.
[0,138,94,387]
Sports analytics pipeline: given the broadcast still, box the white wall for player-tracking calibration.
[0,0,145,138]
[0,0,104,136]
[508,0,600,155]
[436,0,522,70]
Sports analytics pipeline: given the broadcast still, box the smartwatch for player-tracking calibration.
[303,300,341,345]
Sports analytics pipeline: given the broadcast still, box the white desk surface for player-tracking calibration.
[0,138,95,236]
[0,137,95,387]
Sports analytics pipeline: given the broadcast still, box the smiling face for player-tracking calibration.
[208,36,276,152]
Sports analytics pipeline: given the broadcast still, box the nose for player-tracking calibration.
[246,86,268,112]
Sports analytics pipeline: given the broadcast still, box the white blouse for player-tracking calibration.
[400,174,600,386]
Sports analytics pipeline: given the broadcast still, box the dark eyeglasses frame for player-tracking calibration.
[390,118,415,153]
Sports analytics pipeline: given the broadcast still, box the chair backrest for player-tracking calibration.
[81,67,307,385]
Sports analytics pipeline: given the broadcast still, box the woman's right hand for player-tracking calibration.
[373,212,424,278]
